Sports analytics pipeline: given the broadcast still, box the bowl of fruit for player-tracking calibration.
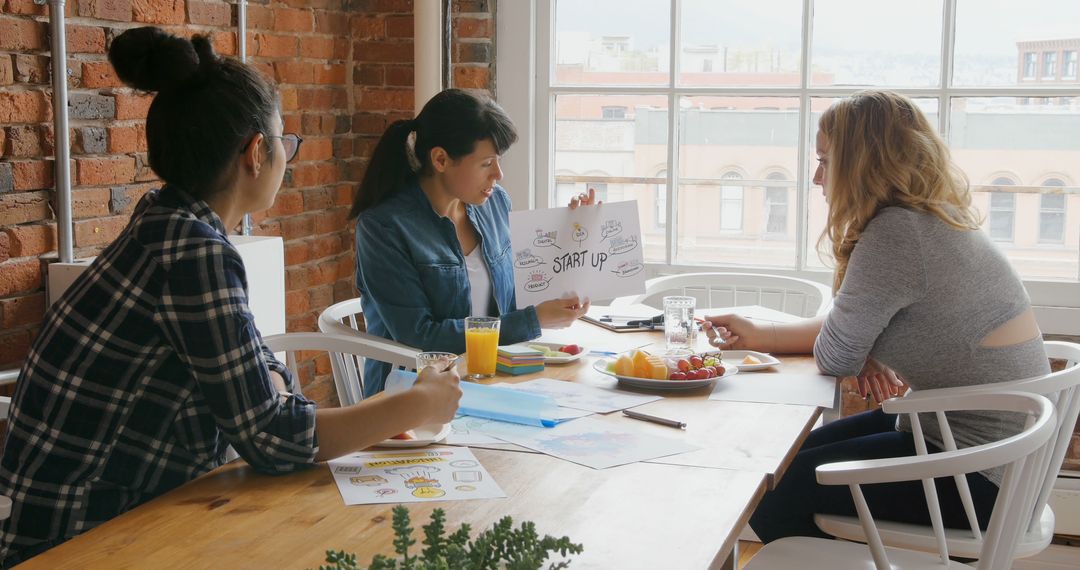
[524,342,587,364]
[593,349,738,390]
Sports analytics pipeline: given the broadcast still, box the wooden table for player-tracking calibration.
[18,318,831,569]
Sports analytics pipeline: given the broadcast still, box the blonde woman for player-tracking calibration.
[704,90,1049,542]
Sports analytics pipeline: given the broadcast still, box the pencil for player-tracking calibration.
[622,409,687,429]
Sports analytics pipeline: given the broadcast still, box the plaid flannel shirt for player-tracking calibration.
[0,187,318,564]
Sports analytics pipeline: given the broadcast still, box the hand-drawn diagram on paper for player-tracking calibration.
[510,201,646,306]
[327,447,505,505]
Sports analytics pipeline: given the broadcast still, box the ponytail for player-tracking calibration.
[348,119,415,218]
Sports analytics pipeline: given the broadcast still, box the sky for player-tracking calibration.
[556,0,1080,57]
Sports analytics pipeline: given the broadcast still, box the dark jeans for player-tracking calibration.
[749,408,1000,544]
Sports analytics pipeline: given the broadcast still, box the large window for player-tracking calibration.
[1066,51,1078,79]
[535,0,1080,286]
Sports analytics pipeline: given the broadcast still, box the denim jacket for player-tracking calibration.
[354,179,541,396]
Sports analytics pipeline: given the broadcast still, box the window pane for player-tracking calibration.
[678,0,802,86]
[553,94,669,186]
[954,0,1080,86]
[811,0,942,87]
[677,97,799,268]
[554,0,670,86]
[951,97,1080,278]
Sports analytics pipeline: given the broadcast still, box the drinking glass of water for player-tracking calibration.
[663,296,696,353]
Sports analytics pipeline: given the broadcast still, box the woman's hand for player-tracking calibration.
[857,358,907,404]
[536,295,590,329]
[568,187,602,209]
[701,314,765,351]
[412,365,463,424]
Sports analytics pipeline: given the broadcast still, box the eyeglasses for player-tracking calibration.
[265,133,304,162]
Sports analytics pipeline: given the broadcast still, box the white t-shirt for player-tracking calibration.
[464,246,493,317]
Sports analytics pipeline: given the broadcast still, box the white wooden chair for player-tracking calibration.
[745,391,1057,570]
[814,341,1080,563]
[316,298,420,406]
[0,395,11,520]
[615,272,832,318]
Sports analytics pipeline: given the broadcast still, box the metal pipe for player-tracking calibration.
[0,368,19,387]
[238,0,253,236]
[43,0,74,262]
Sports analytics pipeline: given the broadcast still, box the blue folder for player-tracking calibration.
[384,370,559,427]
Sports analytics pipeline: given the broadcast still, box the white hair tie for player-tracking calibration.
[405,130,421,172]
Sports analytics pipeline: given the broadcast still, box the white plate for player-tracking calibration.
[719,350,780,372]
[521,342,588,364]
[592,359,739,391]
[375,423,452,448]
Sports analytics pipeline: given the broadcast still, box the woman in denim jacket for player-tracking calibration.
[349,89,592,396]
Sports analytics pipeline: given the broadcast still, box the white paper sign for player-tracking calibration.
[327,447,505,505]
[509,201,646,306]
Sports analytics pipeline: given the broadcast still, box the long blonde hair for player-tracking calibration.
[818,90,980,292]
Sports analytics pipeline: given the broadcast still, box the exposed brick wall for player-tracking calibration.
[0,0,496,408]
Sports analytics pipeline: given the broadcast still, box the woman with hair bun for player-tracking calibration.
[350,89,596,396]
[0,27,461,565]
[702,90,1050,542]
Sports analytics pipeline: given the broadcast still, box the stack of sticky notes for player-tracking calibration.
[496,345,545,375]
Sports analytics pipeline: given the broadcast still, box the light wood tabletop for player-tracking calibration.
[16,315,832,569]
[17,448,767,570]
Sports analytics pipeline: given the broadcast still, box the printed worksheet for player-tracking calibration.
[509,200,646,306]
[508,378,662,413]
[328,447,505,505]
[476,416,700,470]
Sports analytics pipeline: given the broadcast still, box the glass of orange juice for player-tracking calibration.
[464,316,500,380]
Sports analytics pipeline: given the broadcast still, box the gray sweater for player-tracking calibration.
[814,207,1050,486]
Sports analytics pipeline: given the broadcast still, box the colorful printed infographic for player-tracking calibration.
[328,447,505,505]
[509,200,647,306]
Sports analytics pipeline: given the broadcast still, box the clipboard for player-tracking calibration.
[581,304,663,332]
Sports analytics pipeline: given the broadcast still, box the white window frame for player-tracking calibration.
[1065,50,1078,79]
[496,0,1080,334]
[1043,51,1058,80]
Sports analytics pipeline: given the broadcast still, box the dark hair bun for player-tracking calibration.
[108,27,202,92]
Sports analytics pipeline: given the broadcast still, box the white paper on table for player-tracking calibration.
[327,447,505,505]
[508,377,662,413]
[509,200,646,306]
[444,408,591,446]
[709,372,837,408]
[476,416,700,470]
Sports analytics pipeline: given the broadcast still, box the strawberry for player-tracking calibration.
[559,344,582,355]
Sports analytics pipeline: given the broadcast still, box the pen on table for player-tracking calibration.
[589,350,618,356]
[622,409,687,429]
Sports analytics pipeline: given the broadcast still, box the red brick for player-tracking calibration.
[268,190,303,217]
[350,0,411,13]
[334,184,353,206]
[187,0,231,26]
[3,0,48,15]
[335,255,352,279]
[78,0,133,22]
[0,191,50,225]
[356,88,412,111]
[114,92,153,120]
[289,162,338,188]
[453,66,490,89]
[245,4,274,29]
[285,289,309,315]
[453,0,489,13]
[1,292,45,329]
[0,16,45,50]
[314,10,348,35]
[298,137,333,162]
[66,24,107,54]
[12,160,52,191]
[350,15,385,39]
[280,214,316,240]
[6,126,43,158]
[385,65,413,86]
[107,124,138,153]
[310,234,341,260]
[307,261,338,286]
[315,208,348,235]
[0,231,8,263]
[0,329,33,368]
[299,37,335,60]
[454,17,491,39]
[0,256,42,297]
[256,33,297,57]
[273,6,312,32]
[385,15,412,38]
[355,63,384,85]
[297,88,332,110]
[81,60,123,89]
[313,64,345,85]
[76,156,136,186]
[74,215,128,247]
[210,31,236,56]
[275,61,313,84]
[14,55,48,85]
[2,223,56,257]
[0,56,12,86]
[132,0,184,24]
[283,114,301,134]
[72,187,112,218]
[0,91,51,123]
[279,87,299,111]
[353,41,412,63]
[284,240,310,266]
